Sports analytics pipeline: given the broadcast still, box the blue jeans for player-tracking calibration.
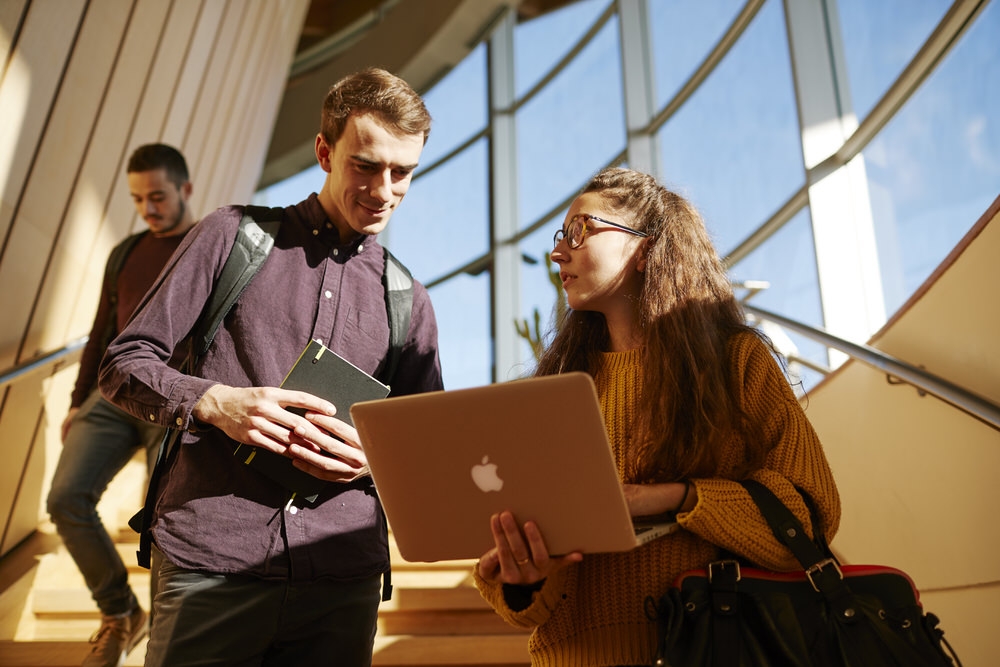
[145,545,382,667]
[46,391,164,616]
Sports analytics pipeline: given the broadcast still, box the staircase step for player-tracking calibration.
[29,586,513,619]
[32,585,519,637]
[41,539,473,578]
[379,587,525,636]
[0,638,145,666]
[32,587,149,620]
[1,519,529,665]
[0,635,529,667]
[373,634,530,665]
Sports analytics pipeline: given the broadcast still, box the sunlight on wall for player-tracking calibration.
[0,22,10,65]
[39,182,114,349]
[0,54,29,218]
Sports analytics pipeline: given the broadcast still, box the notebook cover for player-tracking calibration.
[234,340,389,500]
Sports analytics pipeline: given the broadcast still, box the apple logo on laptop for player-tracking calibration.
[471,455,504,492]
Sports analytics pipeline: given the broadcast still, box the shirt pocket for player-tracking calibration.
[338,305,390,373]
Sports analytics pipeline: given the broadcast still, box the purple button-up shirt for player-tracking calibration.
[99,194,443,581]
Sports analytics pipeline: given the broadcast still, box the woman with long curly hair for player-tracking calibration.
[474,167,841,667]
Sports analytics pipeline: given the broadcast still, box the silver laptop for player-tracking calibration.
[350,372,677,562]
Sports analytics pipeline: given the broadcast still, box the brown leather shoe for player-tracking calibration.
[82,606,148,667]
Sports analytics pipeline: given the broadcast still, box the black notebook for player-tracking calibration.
[233,340,390,502]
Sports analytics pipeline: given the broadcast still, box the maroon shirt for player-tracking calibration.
[99,194,443,581]
[71,231,188,408]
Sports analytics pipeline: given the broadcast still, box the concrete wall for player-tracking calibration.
[804,196,1000,665]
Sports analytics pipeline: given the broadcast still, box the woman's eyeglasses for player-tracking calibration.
[553,213,648,250]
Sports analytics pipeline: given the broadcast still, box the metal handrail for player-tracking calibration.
[743,303,1000,432]
[0,337,88,392]
[5,306,998,434]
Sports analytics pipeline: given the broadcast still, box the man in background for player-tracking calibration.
[47,143,197,667]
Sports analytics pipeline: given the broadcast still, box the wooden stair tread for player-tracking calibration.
[374,634,530,665]
[32,587,149,618]
[34,584,485,614]
[384,586,488,610]
[0,635,529,667]
[1,507,527,665]
[0,638,146,666]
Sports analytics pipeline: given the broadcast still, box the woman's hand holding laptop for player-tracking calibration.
[477,510,583,586]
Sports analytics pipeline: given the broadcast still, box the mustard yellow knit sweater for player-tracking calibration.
[474,332,841,667]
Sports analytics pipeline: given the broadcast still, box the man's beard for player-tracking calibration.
[152,199,186,236]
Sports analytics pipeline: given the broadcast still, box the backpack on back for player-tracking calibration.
[99,230,147,351]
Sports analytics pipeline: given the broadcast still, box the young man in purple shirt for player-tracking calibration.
[99,68,443,666]
[48,144,197,667]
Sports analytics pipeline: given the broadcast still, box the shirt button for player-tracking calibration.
[358,244,364,252]
[148,414,155,421]
[289,505,298,515]
[332,248,339,256]
[316,339,323,346]
[175,417,183,427]
[324,290,332,299]
[312,229,319,236]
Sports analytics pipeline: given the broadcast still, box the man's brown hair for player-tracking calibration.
[126,143,189,188]
[321,67,431,147]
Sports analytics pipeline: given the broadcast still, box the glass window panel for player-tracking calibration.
[836,0,950,122]
[728,208,826,393]
[516,16,625,228]
[515,219,566,377]
[514,0,610,98]
[649,0,746,107]
[419,43,488,166]
[386,139,489,284]
[862,0,1000,316]
[428,274,492,389]
[657,0,803,257]
[255,163,323,205]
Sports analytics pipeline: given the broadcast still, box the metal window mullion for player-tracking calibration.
[617,0,660,176]
[815,0,989,176]
[645,0,765,135]
[510,2,616,114]
[726,0,988,270]
[488,9,521,382]
[783,0,884,367]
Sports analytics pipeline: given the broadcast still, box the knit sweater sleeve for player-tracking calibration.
[677,332,841,571]
[473,559,575,630]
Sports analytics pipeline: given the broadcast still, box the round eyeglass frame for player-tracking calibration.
[553,213,648,250]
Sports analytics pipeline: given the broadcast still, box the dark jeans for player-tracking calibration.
[145,545,382,667]
[47,391,163,615]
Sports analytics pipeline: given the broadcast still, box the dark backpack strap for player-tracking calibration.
[104,231,148,304]
[128,428,181,568]
[131,206,282,569]
[100,231,147,349]
[381,248,413,388]
[377,248,413,601]
[191,205,283,359]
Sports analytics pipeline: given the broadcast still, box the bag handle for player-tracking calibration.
[740,480,852,601]
[740,480,828,567]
